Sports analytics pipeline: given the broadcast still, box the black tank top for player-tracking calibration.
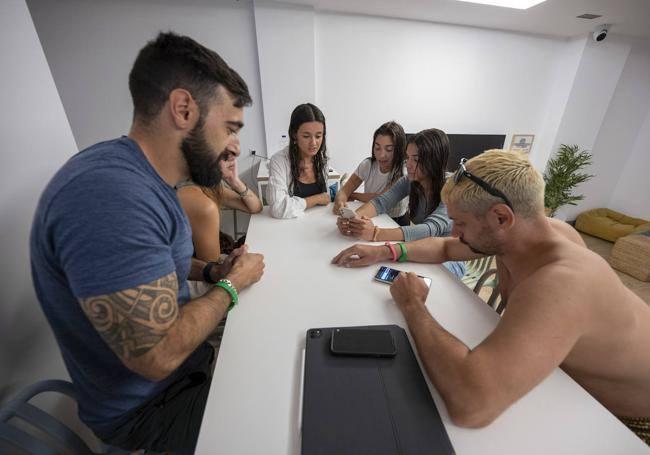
[294,180,323,198]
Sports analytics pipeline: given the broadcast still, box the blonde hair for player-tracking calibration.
[441,149,544,218]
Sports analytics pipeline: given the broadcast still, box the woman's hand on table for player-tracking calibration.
[315,192,330,206]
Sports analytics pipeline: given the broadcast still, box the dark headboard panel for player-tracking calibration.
[406,133,506,172]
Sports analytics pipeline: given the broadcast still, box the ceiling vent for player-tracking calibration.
[577,13,602,19]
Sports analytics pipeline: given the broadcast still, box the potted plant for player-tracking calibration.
[543,144,594,217]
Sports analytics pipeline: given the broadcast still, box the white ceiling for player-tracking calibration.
[270,0,650,40]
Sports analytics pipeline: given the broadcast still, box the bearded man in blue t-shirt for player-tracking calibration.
[30,32,265,453]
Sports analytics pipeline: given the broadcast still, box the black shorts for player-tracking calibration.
[98,346,214,454]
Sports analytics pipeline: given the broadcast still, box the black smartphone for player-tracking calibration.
[330,328,397,358]
[373,265,432,287]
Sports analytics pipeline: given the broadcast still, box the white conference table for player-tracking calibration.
[195,204,648,454]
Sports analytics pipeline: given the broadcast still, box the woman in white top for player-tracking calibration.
[266,103,331,219]
[333,121,408,225]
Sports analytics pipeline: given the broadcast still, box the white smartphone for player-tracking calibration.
[373,266,432,288]
[340,207,357,219]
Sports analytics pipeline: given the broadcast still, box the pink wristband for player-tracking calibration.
[385,242,398,262]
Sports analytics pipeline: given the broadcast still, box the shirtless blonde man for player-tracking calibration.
[332,150,650,444]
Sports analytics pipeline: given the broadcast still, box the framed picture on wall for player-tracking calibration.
[509,134,535,154]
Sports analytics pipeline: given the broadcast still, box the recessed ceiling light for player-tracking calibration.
[455,0,547,9]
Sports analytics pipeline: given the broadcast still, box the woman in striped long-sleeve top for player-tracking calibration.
[337,128,465,277]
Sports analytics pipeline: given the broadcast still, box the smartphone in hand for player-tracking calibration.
[374,266,432,287]
[340,207,357,219]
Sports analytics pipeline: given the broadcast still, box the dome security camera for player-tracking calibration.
[593,24,610,42]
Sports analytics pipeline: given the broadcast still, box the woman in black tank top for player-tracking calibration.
[294,181,323,198]
[288,104,330,203]
[266,103,332,218]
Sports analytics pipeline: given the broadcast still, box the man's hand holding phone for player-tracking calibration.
[390,272,430,313]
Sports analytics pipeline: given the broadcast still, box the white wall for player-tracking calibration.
[0,0,75,401]
[254,1,316,157]
[587,39,650,220]
[532,36,586,171]
[314,12,568,175]
[549,37,631,153]
[312,12,649,221]
[548,35,634,220]
[27,0,268,236]
[608,105,650,219]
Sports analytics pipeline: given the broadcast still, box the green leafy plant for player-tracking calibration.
[543,144,594,217]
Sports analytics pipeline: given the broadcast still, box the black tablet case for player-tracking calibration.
[302,325,455,455]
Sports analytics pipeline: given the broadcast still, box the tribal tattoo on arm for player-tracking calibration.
[80,272,179,360]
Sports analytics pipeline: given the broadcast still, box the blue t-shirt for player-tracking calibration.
[30,137,210,434]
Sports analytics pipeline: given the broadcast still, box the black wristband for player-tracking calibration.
[202,261,218,284]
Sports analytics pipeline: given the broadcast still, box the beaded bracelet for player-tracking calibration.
[215,279,239,311]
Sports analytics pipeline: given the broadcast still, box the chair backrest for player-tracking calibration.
[461,256,494,288]
[0,379,113,454]
[461,256,504,314]
[475,268,503,313]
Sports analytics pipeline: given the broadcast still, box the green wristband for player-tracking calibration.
[397,242,408,262]
[215,279,238,311]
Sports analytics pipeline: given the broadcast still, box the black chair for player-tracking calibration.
[0,379,128,454]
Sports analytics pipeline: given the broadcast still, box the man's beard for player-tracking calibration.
[459,226,499,256]
[181,119,223,187]
[459,236,490,256]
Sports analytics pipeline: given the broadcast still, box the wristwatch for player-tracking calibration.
[202,261,219,284]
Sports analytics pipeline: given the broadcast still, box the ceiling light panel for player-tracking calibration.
[455,0,547,10]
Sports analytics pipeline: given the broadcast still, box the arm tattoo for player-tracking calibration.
[80,273,179,359]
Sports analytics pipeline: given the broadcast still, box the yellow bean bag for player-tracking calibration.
[575,208,649,242]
